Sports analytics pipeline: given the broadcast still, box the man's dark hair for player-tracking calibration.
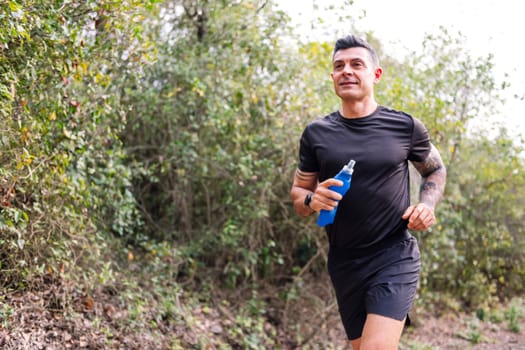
[333,35,380,67]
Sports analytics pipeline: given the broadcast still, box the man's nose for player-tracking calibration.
[342,63,353,74]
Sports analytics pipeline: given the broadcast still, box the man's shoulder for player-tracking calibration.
[306,111,340,127]
[317,110,340,122]
[377,105,415,121]
[377,106,427,131]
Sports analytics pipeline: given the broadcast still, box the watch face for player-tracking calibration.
[304,193,312,207]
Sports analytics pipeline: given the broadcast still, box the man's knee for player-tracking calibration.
[359,337,398,350]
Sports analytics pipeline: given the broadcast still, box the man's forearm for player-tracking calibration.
[290,169,318,217]
[419,167,446,210]
[291,186,315,217]
[413,143,447,210]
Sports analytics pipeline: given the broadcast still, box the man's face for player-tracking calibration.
[330,47,382,102]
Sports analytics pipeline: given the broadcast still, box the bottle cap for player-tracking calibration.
[344,159,356,174]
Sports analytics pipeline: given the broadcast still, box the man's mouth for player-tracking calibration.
[340,80,358,86]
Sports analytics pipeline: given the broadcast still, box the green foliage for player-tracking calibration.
[118,1,525,314]
[1,0,525,346]
[505,299,524,333]
[121,0,314,289]
[0,0,153,287]
[378,28,525,309]
[0,296,14,328]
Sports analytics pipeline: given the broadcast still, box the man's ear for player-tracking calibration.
[374,67,383,83]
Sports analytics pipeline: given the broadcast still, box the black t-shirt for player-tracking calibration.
[298,106,431,249]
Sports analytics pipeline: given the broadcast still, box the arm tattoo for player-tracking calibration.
[420,181,437,192]
[413,153,443,178]
[412,144,447,209]
[419,178,443,209]
[295,169,318,183]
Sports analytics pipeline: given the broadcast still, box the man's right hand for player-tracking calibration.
[310,178,343,212]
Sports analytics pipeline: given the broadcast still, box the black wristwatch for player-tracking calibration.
[304,193,313,208]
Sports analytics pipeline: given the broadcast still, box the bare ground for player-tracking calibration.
[401,311,525,350]
[0,273,523,349]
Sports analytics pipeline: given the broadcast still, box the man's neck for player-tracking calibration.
[340,99,378,119]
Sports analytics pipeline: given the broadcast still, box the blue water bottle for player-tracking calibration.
[317,159,356,227]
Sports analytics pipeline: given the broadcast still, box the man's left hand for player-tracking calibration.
[402,203,436,231]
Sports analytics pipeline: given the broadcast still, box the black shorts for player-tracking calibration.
[327,232,420,340]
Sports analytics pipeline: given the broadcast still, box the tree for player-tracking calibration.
[0,0,153,287]
[377,27,525,308]
[121,0,307,287]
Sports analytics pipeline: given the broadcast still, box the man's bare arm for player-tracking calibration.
[290,169,318,217]
[412,143,447,210]
[402,143,447,230]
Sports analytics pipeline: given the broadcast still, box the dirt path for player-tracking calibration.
[0,285,524,349]
[401,312,525,350]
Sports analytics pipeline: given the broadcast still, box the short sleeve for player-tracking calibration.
[298,126,320,172]
[408,117,431,162]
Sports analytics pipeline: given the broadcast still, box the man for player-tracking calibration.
[290,35,446,350]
